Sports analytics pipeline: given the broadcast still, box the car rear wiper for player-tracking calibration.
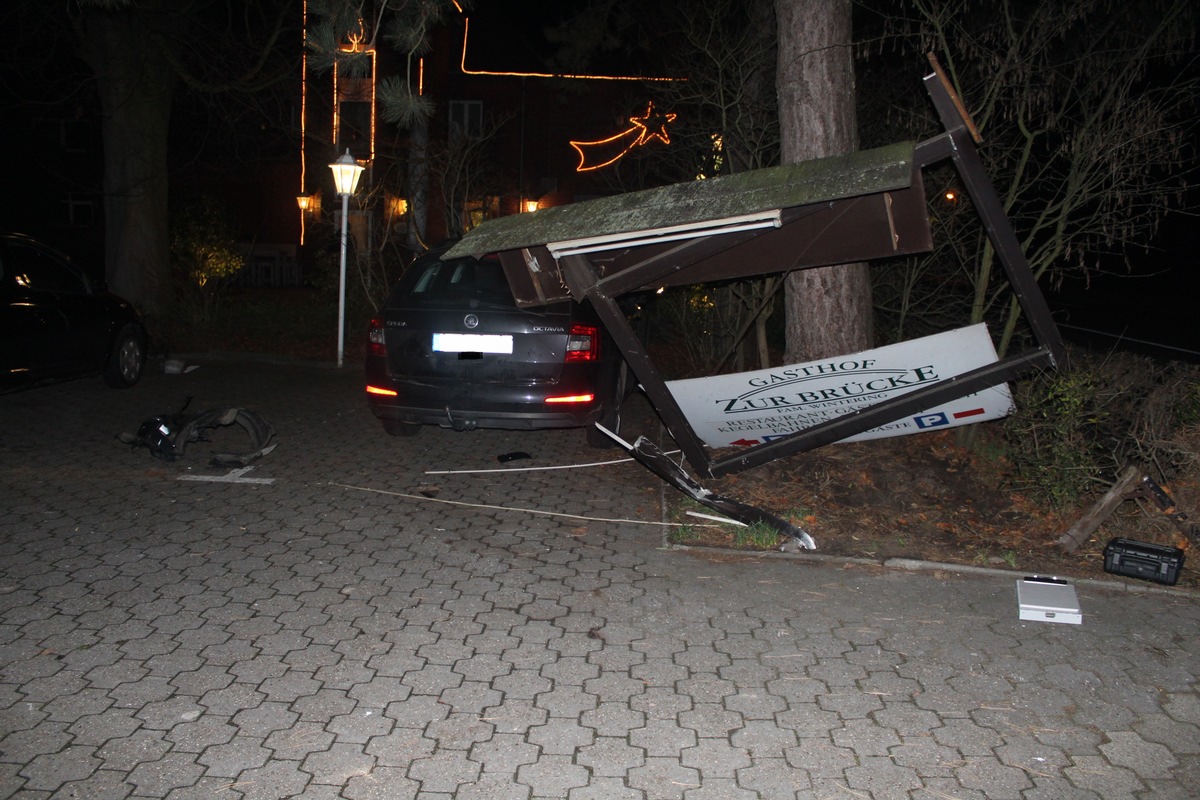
[466,297,521,312]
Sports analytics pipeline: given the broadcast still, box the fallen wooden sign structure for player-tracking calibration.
[1058,467,1199,554]
[445,59,1068,549]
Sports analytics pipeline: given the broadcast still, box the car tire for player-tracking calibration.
[381,418,422,437]
[104,324,145,388]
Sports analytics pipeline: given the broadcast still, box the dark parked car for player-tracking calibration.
[365,249,624,446]
[1,233,147,392]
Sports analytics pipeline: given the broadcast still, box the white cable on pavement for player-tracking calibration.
[423,446,682,476]
[332,481,716,528]
[424,456,635,475]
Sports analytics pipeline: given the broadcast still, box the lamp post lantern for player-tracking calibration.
[329,149,365,367]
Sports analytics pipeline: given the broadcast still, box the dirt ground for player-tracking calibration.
[662,424,1199,592]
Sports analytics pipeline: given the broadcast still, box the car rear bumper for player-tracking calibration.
[366,374,607,431]
[369,399,603,431]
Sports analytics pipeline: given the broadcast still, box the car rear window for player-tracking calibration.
[396,255,516,309]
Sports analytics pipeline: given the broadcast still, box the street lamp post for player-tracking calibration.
[329,149,365,367]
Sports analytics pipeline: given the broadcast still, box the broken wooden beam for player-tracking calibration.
[1057,465,1140,553]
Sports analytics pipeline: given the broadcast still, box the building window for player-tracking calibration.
[338,100,373,161]
[64,195,96,227]
[61,118,91,153]
[449,100,482,140]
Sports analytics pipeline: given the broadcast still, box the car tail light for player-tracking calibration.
[564,324,599,362]
[545,392,595,404]
[366,385,398,396]
[368,316,386,357]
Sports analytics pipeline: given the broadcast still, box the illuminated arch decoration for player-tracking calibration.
[570,102,678,172]
[332,34,376,165]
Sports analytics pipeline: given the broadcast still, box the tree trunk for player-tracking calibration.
[406,115,430,251]
[775,0,873,362]
[79,7,175,316]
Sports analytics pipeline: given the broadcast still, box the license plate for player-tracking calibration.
[432,333,513,354]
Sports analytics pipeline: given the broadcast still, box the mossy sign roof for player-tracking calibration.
[444,141,916,260]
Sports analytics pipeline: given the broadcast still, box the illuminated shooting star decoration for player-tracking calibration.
[570,102,677,172]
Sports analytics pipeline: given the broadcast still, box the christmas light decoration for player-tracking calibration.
[299,0,309,244]
[332,43,377,165]
[459,17,676,82]
[570,102,677,172]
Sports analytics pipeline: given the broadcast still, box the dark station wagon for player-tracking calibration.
[1,233,147,393]
[365,249,625,446]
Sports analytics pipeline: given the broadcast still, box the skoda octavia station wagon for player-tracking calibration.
[366,249,625,446]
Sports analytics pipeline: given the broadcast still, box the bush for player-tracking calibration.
[644,279,782,379]
[1002,347,1200,508]
[170,198,245,326]
[1003,366,1111,507]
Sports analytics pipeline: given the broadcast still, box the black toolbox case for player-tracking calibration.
[1103,538,1185,585]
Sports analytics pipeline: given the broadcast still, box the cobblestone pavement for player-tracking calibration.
[2,358,1197,799]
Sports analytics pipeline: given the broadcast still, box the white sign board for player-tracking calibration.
[666,323,1013,448]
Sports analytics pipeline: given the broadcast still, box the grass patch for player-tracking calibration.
[152,287,376,362]
[733,522,782,549]
[667,525,702,544]
[663,493,801,551]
